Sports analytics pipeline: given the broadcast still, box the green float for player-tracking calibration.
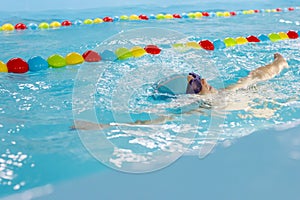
[223,37,237,47]
[47,54,67,68]
[115,48,133,60]
[268,33,281,42]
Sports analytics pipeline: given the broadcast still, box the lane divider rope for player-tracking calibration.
[0,30,298,73]
[0,6,299,33]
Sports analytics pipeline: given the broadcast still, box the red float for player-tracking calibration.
[199,40,214,51]
[246,35,260,42]
[103,17,113,22]
[230,11,236,16]
[173,14,181,18]
[276,8,282,12]
[7,58,29,73]
[61,20,72,26]
[254,10,260,13]
[288,7,294,11]
[202,12,209,17]
[15,23,27,30]
[82,50,101,62]
[144,45,161,55]
[287,30,299,39]
[139,14,149,20]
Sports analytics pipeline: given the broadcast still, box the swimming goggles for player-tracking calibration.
[186,72,202,94]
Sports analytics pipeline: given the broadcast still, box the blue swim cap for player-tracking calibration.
[186,72,202,94]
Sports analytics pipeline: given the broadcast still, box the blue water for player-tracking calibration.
[1,0,300,199]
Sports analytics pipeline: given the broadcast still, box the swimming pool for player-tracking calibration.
[1,0,300,199]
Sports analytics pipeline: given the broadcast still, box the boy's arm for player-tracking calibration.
[224,53,288,92]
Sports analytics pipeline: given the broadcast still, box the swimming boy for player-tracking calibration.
[73,53,289,130]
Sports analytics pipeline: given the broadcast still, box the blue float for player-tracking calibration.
[283,8,289,12]
[27,23,38,30]
[100,50,117,61]
[28,56,49,71]
[213,39,226,49]
[149,14,156,19]
[209,12,216,17]
[258,34,270,41]
[73,20,83,25]
[113,16,120,21]
[181,13,189,18]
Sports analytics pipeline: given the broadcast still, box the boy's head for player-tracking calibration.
[186,72,217,95]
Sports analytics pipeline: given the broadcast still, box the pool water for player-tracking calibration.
[1,0,300,199]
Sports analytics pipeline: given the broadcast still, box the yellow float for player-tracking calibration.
[194,12,203,18]
[278,32,289,40]
[0,61,8,72]
[185,42,201,49]
[2,23,14,31]
[236,37,248,45]
[165,14,173,19]
[94,18,103,23]
[129,15,139,20]
[50,21,61,28]
[130,46,146,57]
[223,12,231,17]
[66,52,84,65]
